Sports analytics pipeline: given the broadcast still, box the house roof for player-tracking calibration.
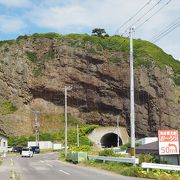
[134,140,180,155]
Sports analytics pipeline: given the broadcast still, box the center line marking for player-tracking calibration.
[59,170,71,175]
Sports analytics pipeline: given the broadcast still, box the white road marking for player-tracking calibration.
[59,170,71,175]
[40,160,44,163]
[10,159,14,166]
[47,164,53,167]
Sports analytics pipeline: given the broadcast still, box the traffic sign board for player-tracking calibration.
[158,130,179,155]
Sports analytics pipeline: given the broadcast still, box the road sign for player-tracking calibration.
[158,130,179,155]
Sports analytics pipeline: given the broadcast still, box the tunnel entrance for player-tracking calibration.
[100,133,122,148]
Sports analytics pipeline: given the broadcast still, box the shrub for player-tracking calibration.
[99,149,115,156]
[0,100,17,115]
[70,145,91,152]
[138,153,157,164]
[172,76,180,86]
[31,32,63,39]
[26,51,37,63]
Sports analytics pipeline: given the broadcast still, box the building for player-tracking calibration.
[135,140,180,165]
[136,137,158,145]
[0,133,8,153]
[28,141,53,149]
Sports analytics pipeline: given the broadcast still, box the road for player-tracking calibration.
[0,152,147,180]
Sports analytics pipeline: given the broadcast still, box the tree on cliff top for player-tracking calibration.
[92,28,109,37]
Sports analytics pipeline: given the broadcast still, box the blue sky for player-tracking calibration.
[0,0,180,60]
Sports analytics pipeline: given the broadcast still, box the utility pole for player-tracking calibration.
[64,85,72,157]
[117,116,120,147]
[129,27,135,159]
[77,124,79,147]
[32,110,40,146]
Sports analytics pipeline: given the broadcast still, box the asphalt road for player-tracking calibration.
[0,152,148,180]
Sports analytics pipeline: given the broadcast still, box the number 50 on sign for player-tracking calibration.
[158,130,179,155]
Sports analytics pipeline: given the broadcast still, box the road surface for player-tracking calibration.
[0,152,148,180]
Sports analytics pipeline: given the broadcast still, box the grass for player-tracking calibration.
[82,160,180,180]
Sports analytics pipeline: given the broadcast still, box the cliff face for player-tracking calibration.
[0,34,179,137]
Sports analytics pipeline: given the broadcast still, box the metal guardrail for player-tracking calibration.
[142,162,180,171]
[88,155,139,164]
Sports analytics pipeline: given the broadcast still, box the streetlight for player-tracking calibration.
[64,85,72,157]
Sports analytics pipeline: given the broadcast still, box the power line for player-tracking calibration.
[136,0,172,30]
[151,17,180,42]
[115,0,153,35]
[121,0,163,36]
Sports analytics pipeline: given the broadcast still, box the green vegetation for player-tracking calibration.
[172,76,180,85]
[8,113,96,147]
[0,100,17,115]
[1,32,179,84]
[31,32,63,39]
[8,126,94,147]
[0,40,15,46]
[108,55,121,63]
[133,39,180,74]
[99,149,116,156]
[16,35,29,42]
[92,28,109,37]
[16,32,180,74]
[70,145,92,152]
[26,51,37,63]
[83,160,180,180]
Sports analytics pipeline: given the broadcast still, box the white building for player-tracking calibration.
[0,133,8,153]
[136,137,158,145]
[28,141,53,149]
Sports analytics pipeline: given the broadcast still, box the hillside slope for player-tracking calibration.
[0,33,179,137]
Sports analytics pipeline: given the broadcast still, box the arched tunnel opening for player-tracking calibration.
[100,133,122,148]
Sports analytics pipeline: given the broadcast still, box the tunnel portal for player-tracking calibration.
[100,133,122,148]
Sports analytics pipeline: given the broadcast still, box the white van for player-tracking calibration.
[21,147,33,157]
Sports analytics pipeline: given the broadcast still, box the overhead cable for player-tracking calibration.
[152,17,180,42]
[136,0,172,30]
[115,0,153,35]
[121,0,163,36]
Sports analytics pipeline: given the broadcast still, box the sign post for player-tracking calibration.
[158,130,179,155]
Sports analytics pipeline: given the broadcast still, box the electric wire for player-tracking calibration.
[136,0,172,30]
[152,17,180,42]
[115,0,153,35]
[121,0,163,36]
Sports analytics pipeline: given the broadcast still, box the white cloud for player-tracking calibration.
[27,5,90,29]
[0,0,179,59]
[0,15,25,33]
[0,0,31,7]
[26,0,149,31]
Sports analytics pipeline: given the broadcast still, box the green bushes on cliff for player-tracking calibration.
[1,32,180,85]
[26,51,37,63]
[0,100,17,115]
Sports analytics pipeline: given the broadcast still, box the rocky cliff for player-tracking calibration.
[0,33,179,137]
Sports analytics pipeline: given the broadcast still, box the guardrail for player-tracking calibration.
[88,155,139,164]
[142,162,180,171]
